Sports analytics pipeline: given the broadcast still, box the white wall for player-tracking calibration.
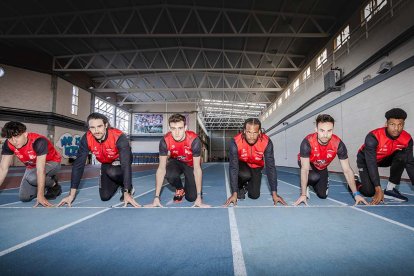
[56,78,91,120]
[263,0,414,179]
[0,64,52,111]
[131,138,160,153]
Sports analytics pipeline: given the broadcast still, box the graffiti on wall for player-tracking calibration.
[56,133,81,158]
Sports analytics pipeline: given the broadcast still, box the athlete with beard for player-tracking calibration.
[294,114,367,206]
[224,118,286,206]
[356,108,414,204]
[58,112,140,207]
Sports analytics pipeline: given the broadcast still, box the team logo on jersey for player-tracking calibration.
[28,154,36,160]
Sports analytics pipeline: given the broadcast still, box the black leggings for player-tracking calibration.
[357,149,414,197]
[165,159,197,202]
[238,161,263,199]
[299,161,329,199]
[99,164,125,201]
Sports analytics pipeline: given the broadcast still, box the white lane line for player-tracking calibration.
[71,199,93,206]
[0,186,158,257]
[0,206,106,209]
[278,180,347,206]
[351,206,414,232]
[0,186,99,207]
[0,172,156,191]
[224,163,247,276]
[3,204,414,209]
[0,208,110,257]
[0,174,156,207]
[0,175,100,191]
[278,180,414,232]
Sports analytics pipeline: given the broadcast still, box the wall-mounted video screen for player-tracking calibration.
[132,113,164,135]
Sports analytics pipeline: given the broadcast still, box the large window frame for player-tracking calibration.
[94,98,115,126]
[316,49,327,70]
[116,108,131,134]
[71,86,79,115]
[334,25,350,51]
[362,0,387,23]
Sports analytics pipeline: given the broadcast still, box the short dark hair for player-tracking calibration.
[168,113,186,126]
[316,114,335,126]
[385,108,407,120]
[1,121,27,138]
[243,118,261,130]
[86,112,111,127]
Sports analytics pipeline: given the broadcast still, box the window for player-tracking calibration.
[293,79,300,91]
[277,98,283,106]
[94,98,115,126]
[71,86,79,115]
[334,25,350,51]
[303,67,311,81]
[116,108,130,134]
[362,0,387,22]
[284,88,291,99]
[316,49,327,70]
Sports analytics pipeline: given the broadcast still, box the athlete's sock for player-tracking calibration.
[386,181,396,191]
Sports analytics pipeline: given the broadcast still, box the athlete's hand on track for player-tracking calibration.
[144,197,163,208]
[192,196,211,208]
[354,195,369,206]
[223,193,238,207]
[34,195,53,208]
[58,195,75,207]
[370,187,384,205]
[272,194,287,206]
[123,192,141,208]
[293,195,308,206]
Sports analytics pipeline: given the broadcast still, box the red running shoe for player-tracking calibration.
[173,188,185,203]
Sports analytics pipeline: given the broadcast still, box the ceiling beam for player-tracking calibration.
[55,68,298,72]
[94,88,282,92]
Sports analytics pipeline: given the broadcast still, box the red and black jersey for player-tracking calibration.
[86,128,123,164]
[234,132,269,168]
[298,133,342,170]
[359,127,411,162]
[164,130,198,167]
[7,133,61,169]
